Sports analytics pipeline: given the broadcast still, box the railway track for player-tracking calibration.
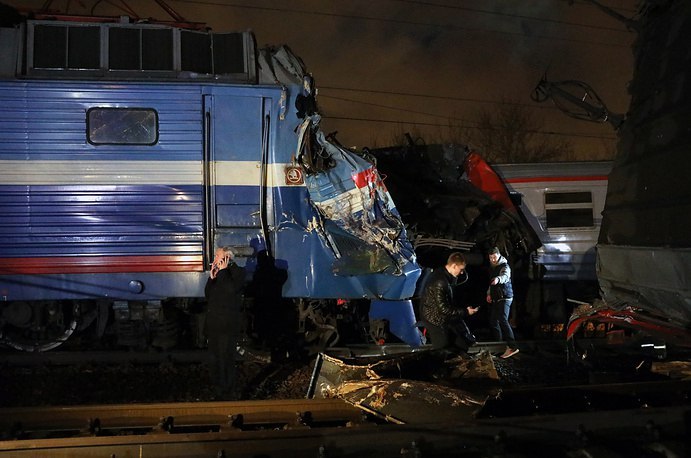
[0,398,380,457]
[1,383,689,458]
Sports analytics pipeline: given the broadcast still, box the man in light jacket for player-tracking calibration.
[486,247,519,358]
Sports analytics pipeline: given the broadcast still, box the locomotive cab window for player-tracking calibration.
[545,191,594,228]
[87,108,159,145]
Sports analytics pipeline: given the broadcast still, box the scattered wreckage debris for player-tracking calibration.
[308,350,498,424]
[308,339,691,424]
[304,347,691,457]
[567,299,691,347]
[365,143,541,267]
[651,361,691,380]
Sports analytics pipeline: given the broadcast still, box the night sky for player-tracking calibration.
[5,0,639,159]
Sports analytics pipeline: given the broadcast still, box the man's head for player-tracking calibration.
[445,252,466,277]
[488,247,501,265]
[213,246,234,264]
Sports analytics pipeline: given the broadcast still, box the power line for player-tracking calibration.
[322,115,617,140]
[169,0,630,48]
[318,89,621,139]
[570,0,639,14]
[388,0,632,33]
[319,94,478,123]
[319,85,560,110]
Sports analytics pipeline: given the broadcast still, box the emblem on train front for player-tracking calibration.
[285,166,304,185]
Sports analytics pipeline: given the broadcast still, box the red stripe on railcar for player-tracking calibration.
[0,255,204,274]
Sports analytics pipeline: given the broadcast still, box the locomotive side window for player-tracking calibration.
[545,191,594,228]
[109,27,174,71]
[87,108,159,145]
[33,24,100,70]
[213,33,246,74]
[181,30,212,74]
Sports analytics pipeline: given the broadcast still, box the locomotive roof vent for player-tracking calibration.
[12,19,257,82]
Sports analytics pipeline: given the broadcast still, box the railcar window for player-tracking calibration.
[509,192,523,206]
[545,192,592,205]
[33,24,99,70]
[181,30,212,74]
[142,29,174,71]
[109,28,139,70]
[545,191,594,228]
[213,33,246,74]
[109,27,174,71]
[87,108,159,145]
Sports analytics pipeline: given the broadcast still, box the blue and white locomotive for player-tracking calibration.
[0,17,422,351]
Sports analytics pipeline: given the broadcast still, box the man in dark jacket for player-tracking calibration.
[420,252,479,354]
[205,246,246,396]
[486,246,519,358]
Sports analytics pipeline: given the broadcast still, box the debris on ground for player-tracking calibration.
[310,350,499,423]
[651,360,691,380]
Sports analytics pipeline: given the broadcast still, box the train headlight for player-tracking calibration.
[128,280,144,294]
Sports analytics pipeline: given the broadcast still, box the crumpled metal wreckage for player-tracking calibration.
[309,350,499,424]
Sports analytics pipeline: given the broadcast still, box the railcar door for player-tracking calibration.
[203,94,271,263]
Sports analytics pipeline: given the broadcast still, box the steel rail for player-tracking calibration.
[0,402,689,457]
[0,399,363,434]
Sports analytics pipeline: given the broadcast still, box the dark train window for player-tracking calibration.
[181,30,212,74]
[142,28,173,70]
[213,33,245,74]
[109,27,174,71]
[545,191,592,205]
[68,26,100,69]
[545,191,594,228]
[33,24,99,70]
[509,192,523,206]
[87,108,159,145]
[546,208,594,228]
[109,28,139,70]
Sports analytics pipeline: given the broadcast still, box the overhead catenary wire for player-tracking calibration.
[319,85,562,110]
[319,94,479,124]
[168,0,632,48]
[388,0,633,33]
[321,115,618,140]
[319,93,611,137]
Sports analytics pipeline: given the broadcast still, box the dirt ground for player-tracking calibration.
[0,355,314,407]
[0,341,671,408]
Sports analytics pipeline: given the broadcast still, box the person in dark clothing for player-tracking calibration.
[204,246,245,396]
[246,250,289,361]
[486,246,519,359]
[419,252,479,355]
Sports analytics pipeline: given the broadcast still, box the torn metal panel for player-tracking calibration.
[257,45,307,85]
[596,244,691,345]
[330,379,484,424]
[566,299,691,346]
[296,117,420,298]
[311,352,496,424]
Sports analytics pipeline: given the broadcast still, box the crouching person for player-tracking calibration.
[420,252,479,357]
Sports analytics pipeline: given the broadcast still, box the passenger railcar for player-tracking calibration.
[0,18,421,351]
[492,162,611,332]
[493,161,611,283]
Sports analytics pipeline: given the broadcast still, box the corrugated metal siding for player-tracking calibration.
[0,81,203,161]
[0,81,204,269]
